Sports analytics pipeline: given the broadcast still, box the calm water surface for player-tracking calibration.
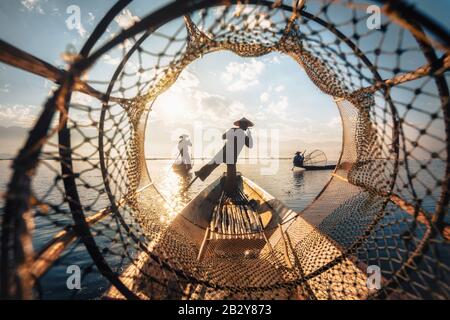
[147,159,334,214]
[0,159,333,299]
[0,159,445,299]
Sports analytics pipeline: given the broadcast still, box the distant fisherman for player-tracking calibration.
[293,151,305,167]
[195,117,254,194]
[178,134,192,170]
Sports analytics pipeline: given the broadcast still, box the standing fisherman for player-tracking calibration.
[178,134,192,170]
[293,151,305,167]
[195,117,254,194]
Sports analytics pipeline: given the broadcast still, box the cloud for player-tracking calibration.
[0,84,11,93]
[260,92,269,103]
[50,7,60,16]
[177,70,200,89]
[254,110,268,121]
[21,0,45,14]
[258,86,290,121]
[145,51,343,158]
[198,94,247,125]
[275,85,285,92]
[268,56,281,64]
[327,116,341,128]
[0,104,38,127]
[151,68,249,130]
[0,126,29,158]
[87,12,95,25]
[101,54,121,65]
[71,92,93,106]
[267,95,289,119]
[118,38,135,51]
[114,9,140,29]
[221,59,265,91]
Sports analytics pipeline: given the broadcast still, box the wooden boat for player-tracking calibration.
[301,164,336,171]
[293,150,335,171]
[292,166,306,172]
[182,173,297,262]
[105,172,299,299]
[105,172,371,299]
[292,164,336,172]
[172,163,192,173]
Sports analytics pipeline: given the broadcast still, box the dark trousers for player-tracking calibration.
[225,164,237,194]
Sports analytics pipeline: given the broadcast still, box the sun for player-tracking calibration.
[153,90,191,123]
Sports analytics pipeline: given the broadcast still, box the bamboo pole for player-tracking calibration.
[197,227,210,261]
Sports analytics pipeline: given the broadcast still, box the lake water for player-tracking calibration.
[147,159,334,214]
[0,159,334,299]
[0,158,446,299]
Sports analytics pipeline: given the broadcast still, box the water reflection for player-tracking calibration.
[292,171,304,188]
[148,159,335,214]
[157,163,195,221]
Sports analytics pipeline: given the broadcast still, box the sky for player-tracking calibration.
[0,0,449,161]
[146,52,341,160]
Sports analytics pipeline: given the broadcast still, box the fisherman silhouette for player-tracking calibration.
[195,117,254,194]
[177,134,192,170]
[293,151,305,167]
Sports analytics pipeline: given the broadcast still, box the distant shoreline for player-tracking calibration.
[0,157,438,162]
[0,157,297,161]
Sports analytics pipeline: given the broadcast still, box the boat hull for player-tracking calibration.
[178,173,296,231]
[294,164,336,171]
[104,173,368,300]
[172,163,192,173]
[292,166,305,172]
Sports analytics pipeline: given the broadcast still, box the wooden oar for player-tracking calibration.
[162,151,181,177]
[173,150,183,166]
[184,175,199,192]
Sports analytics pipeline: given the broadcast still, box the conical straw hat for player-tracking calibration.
[233,117,254,127]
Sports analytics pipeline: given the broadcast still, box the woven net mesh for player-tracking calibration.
[1,0,449,299]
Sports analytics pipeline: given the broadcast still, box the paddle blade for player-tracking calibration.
[194,163,219,181]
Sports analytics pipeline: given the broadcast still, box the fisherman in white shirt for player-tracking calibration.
[177,134,192,170]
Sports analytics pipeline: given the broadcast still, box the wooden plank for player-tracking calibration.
[210,203,219,232]
[238,205,252,238]
[243,205,257,233]
[227,205,234,236]
[214,204,222,235]
[229,205,236,236]
[222,205,228,239]
[249,206,263,233]
[225,205,231,236]
[231,205,239,235]
[224,208,229,239]
[235,205,246,235]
